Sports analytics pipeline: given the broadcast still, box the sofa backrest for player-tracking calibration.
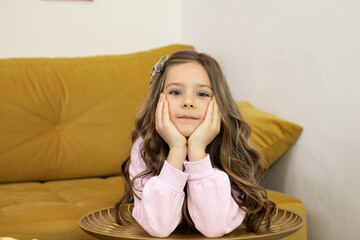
[0,44,194,183]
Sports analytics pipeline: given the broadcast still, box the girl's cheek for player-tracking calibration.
[165,93,173,102]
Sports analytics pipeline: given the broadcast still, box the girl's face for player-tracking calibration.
[163,62,214,137]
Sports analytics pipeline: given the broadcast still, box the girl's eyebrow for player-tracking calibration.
[165,83,213,90]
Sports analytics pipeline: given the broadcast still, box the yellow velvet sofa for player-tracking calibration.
[0,44,306,240]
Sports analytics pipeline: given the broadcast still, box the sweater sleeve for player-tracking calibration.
[184,154,246,238]
[129,137,189,237]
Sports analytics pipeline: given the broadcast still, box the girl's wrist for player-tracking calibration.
[169,146,187,155]
[187,147,206,162]
[169,138,187,150]
[167,147,187,171]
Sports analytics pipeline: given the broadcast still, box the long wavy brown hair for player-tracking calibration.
[115,50,276,233]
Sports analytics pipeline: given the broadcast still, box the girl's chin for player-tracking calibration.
[174,122,200,138]
[178,128,196,138]
[173,119,201,138]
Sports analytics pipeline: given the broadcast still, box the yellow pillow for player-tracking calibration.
[237,102,303,169]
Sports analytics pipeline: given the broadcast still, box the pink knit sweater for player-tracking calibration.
[130,137,246,238]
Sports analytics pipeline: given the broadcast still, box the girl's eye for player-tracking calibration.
[198,92,210,97]
[169,90,181,96]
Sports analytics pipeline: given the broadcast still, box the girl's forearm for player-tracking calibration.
[184,157,245,237]
[167,147,187,171]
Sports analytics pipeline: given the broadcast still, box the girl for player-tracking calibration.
[115,50,276,238]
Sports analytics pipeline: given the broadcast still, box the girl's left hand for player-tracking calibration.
[187,96,221,161]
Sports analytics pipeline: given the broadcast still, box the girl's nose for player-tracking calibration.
[183,103,195,108]
[182,97,195,109]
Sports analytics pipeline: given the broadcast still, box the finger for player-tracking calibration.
[203,100,214,125]
[156,93,164,127]
[212,98,217,122]
[163,97,171,123]
[213,99,221,128]
[212,97,218,119]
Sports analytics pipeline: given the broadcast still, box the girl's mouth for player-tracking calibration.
[178,115,198,120]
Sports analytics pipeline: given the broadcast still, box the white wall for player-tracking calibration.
[0,0,181,58]
[182,1,360,240]
[1,1,359,240]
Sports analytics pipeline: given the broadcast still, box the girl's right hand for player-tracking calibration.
[155,93,187,150]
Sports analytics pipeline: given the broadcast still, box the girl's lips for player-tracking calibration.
[178,116,198,120]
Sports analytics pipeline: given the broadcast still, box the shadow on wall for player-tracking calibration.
[261,147,296,191]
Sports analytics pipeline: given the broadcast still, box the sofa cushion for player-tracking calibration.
[0,176,124,240]
[0,44,194,183]
[237,102,303,168]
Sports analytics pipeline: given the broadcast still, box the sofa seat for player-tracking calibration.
[0,176,124,240]
[0,176,306,240]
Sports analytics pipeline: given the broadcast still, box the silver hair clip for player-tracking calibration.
[150,55,168,85]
